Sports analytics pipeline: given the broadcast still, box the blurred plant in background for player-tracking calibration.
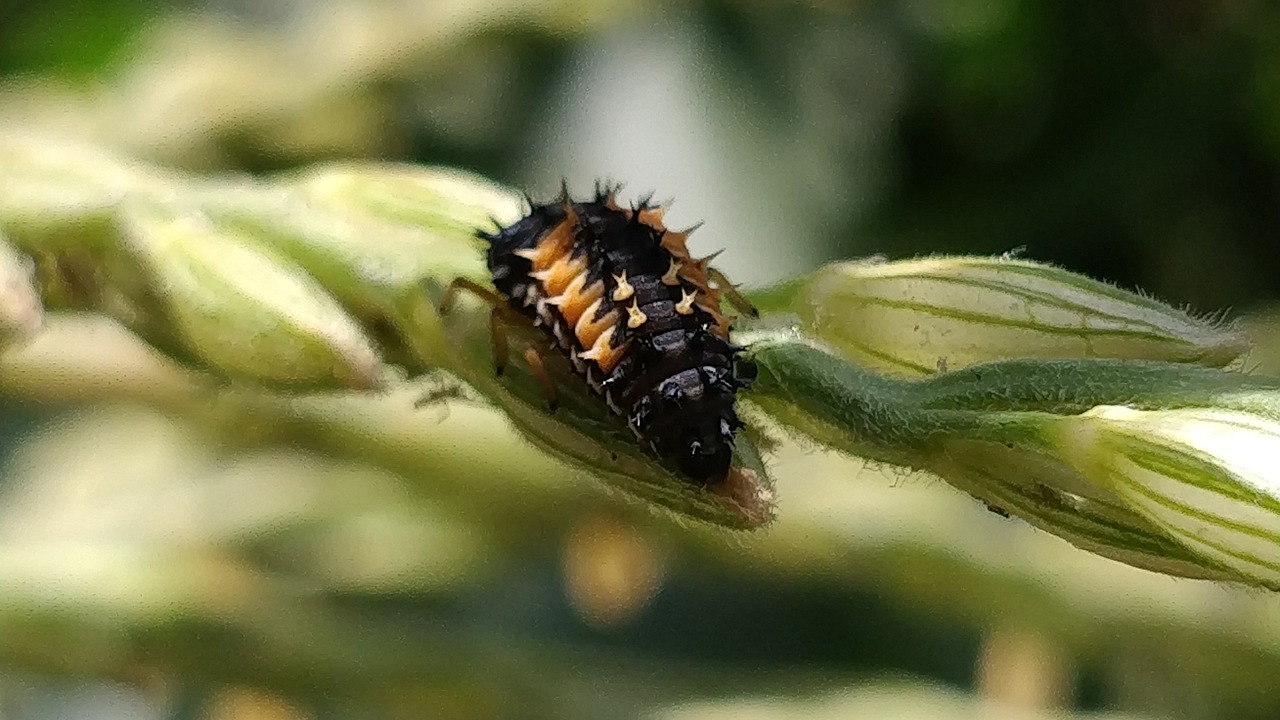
[4,1,1280,719]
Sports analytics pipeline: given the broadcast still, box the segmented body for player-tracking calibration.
[480,185,755,484]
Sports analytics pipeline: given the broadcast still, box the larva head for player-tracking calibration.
[639,367,743,484]
[673,413,740,482]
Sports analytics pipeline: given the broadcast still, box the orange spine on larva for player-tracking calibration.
[534,253,589,295]
[526,211,579,270]
[556,277,604,326]
[579,325,625,371]
[659,228,692,259]
[574,297,618,348]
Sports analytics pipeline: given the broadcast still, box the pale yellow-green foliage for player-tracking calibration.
[5,2,1280,717]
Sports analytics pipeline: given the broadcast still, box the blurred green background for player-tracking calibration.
[3,1,1280,719]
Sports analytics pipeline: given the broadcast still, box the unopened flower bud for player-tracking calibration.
[1051,405,1280,588]
[288,162,525,239]
[784,257,1247,376]
[119,203,384,389]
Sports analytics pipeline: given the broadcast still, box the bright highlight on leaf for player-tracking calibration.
[0,232,42,346]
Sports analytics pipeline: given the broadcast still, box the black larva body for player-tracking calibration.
[480,186,755,484]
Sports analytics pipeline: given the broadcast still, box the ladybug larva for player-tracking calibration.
[450,183,758,485]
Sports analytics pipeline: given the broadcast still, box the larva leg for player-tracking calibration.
[487,307,512,375]
[522,345,560,412]
[440,277,559,407]
[441,277,524,375]
[440,277,507,314]
[705,267,759,318]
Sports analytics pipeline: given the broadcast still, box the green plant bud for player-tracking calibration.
[194,165,519,322]
[924,427,1242,584]
[286,162,525,244]
[118,202,384,389]
[747,334,1280,585]
[1051,405,1280,589]
[0,132,165,250]
[767,257,1247,377]
[0,235,42,346]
